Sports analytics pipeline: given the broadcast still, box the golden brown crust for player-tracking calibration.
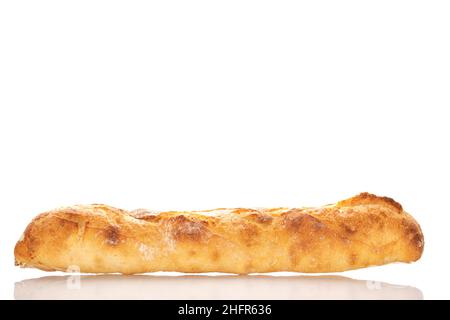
[14,193,424,274]
[337,192,403,211]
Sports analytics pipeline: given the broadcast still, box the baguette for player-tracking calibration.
[14,193,424,274]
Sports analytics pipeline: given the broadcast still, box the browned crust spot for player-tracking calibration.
[137,215,162,223]
[340,222,357,235]
[337,192,403,212]
[282,209,325,232]
[247,213,273,224]
[401,219,425,251]
[238,222,260,247]
[169,215,209,241]
[412,233,424,249]
[104,226,120,245]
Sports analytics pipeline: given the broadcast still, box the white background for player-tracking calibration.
[0,1,449,299]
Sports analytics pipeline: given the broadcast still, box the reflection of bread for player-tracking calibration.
[14,192,424,274]
[14,275,424,300]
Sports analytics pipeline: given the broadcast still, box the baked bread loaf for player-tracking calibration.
[14,193,424,274]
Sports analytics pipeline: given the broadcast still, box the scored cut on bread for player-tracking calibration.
[14,192,424,274]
